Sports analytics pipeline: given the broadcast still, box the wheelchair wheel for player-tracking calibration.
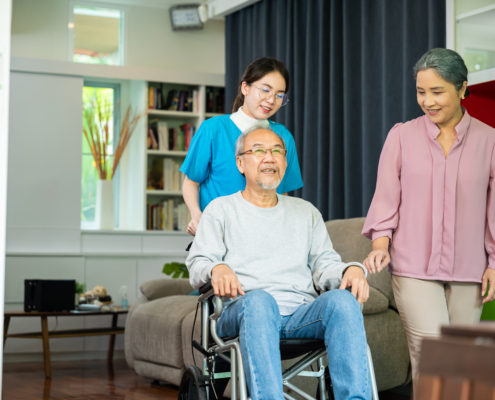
[178,366,207,400]
[316,366,335,400]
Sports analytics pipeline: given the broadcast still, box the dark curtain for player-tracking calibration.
[225,0,445,220]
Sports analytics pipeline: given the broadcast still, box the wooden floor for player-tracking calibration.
[2,358,411,400]
[2,359,179,400]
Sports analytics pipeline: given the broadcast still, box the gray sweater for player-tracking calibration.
[187,191,367,315]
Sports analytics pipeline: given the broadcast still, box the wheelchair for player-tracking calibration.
[178,281,379,400]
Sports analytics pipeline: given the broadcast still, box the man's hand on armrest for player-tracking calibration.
[211,264,245,300]
[339,266,369,305]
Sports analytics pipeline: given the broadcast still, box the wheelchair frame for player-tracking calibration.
[195,285,380,400]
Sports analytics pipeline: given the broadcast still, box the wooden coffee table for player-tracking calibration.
[3,308,128,378]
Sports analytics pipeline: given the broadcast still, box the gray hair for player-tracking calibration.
[413,48,469,97]
[235,124,286,156]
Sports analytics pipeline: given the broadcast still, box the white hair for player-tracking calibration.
[235,124,286,156]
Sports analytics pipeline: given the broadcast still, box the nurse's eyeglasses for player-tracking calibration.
[250,84,289,106]
[239,147,288,157]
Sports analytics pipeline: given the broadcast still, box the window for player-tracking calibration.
[81,83,120,229]
[70,4,124,65]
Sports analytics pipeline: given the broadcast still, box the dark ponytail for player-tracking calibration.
[232,57,290,113]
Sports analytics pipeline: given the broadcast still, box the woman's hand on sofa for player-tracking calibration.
[364,237,391,273]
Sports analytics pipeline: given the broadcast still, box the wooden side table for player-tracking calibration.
[3,308,128,378]
[417,322,495,400]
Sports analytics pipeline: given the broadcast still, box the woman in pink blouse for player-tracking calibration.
[362,48,495,395]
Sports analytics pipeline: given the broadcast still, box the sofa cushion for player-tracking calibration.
[131,295,198,368]
[362,287,389,315]
[182,309,203,370]
[140,278,193,301]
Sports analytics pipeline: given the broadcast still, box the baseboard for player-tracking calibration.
[3,350,126,363]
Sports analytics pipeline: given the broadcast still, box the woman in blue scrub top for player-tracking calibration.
[181,57,303,235]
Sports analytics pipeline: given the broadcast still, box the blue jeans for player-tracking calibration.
[217,289,371,400]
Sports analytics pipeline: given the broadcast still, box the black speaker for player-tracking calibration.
[24,280,76,312]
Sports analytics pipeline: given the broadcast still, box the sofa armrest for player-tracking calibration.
[140,278,193,301]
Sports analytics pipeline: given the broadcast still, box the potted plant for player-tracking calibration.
[162,262,189,279]
[75,282,86,306]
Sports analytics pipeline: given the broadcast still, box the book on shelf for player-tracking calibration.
[147,200,191,231]
[147,122,195,151]
[147,158,186,191]
[205,87,225,114]
[148,85,199,113]
[148,126,158,149]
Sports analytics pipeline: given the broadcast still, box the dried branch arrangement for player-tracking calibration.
[83,94,145,180]
[111,106,145,179]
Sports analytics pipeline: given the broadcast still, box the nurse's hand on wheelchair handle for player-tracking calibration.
[339,266,369,305]
[211,264,245,300]
[187,213,202,236]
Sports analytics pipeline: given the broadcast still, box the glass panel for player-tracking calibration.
[81,154,98,224]
[82,86,114,227]
[456,6,495,73]
[73,6,122,65]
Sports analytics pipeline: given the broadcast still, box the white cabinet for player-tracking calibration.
[454,0,495,75]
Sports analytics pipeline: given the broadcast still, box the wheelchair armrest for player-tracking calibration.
[197,281,225,321]
[198,281,217,310]
[199,281,213,295]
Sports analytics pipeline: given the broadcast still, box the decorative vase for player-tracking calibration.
[75,294,80,307]
[95,179,114,230]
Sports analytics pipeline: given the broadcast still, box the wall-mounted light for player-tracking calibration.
[169,4,204,31]
[198,0,208,23]
[68,22,75,29]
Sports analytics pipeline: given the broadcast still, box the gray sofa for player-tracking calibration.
[125,217,411,395]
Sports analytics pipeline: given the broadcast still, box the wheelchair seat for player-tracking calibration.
[280,338,326,360]
[219,335,325,361]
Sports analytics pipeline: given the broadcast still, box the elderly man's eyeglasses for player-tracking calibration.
[250,84,289,106]
[239,147,288,157]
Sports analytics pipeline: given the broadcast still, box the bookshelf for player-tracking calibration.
[143,82,225,232]
[148,109,200,119]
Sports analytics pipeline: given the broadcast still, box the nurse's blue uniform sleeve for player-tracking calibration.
[180,121,212,183]
[279,130,303,193]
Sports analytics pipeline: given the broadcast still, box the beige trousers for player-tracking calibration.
[391,275,483,398]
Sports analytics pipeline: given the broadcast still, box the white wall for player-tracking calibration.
[0,0,13,389]
[7,71,83,253]
[10,0,225,75]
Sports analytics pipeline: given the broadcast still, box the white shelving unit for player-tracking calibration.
[148,109,201,119]
[453,1,495,77]
[147,150,188,157]
[205,112,224,118]
[119,81,225,231]
[146,190,183,196]
[142,83,225,231]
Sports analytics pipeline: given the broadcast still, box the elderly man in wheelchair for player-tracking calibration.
[181,125,377,400]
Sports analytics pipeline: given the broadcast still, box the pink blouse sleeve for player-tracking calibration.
[485,143,495,271]
[362,123,402,241]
